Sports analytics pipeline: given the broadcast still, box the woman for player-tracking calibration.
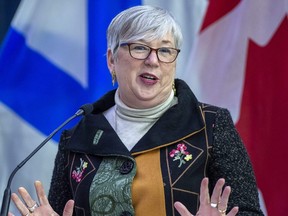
[10,5,263,216]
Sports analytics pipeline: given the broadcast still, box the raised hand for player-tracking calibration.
[9,181,74,216]
[174,178,239,216]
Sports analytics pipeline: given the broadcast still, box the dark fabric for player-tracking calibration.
[207,108,263,215]
[48,79,263,216]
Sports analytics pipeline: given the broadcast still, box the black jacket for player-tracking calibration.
[48,79,263,216]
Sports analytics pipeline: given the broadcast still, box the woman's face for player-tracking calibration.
[107,34,177,109]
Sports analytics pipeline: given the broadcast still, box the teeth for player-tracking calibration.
[142,75,155,80]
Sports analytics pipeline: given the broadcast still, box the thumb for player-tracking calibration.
[63,200,74,216]
[174,201,193,216]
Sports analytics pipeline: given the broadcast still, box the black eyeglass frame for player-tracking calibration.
[120,43,181,63]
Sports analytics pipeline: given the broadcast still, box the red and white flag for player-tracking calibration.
[183,0,288,215]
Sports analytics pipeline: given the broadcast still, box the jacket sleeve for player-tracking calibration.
[207,108,264,215]
[48,130,73,215]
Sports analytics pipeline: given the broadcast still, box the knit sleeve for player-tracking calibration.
[207,108,264,215]
[48,131,73,215]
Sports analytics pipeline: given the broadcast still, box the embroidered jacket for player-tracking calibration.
[48,79,263,216]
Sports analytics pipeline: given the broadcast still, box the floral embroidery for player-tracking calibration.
[72,158,88,182]
[169,143,193,167]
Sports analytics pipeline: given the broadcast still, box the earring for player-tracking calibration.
[112,70,117,86]
[172,81,176,95]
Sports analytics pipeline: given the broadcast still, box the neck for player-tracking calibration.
[114,89,177,121]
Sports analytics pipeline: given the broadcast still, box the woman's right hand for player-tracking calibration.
[9,181,74,216]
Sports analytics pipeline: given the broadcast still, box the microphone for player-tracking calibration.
[0,104,94,216]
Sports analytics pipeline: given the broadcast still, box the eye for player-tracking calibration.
[131,44,150,52]
[158,47,172,55]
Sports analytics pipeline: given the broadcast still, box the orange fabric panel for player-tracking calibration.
[132,149,166,215]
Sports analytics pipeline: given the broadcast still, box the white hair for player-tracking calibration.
[107,5,183,58]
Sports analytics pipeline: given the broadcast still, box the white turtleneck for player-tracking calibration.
[103,89,178,151]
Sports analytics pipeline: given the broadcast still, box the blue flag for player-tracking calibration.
[0,0,140,212]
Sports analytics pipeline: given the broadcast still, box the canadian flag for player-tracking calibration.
[183,0,288,215]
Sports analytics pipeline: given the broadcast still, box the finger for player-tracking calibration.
[11,193,30,216]
[34,181,49,206]
[210,178,225,206]
[63,200,75,216]
[199,177,210,205]
[18,187,36,209]
[227,207,239,216]
[174,201,193,216]
[218,185,231,212]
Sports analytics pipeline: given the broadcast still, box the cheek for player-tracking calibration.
[116,54,141,78]
[163,65,176,82]
[115,61,136,83]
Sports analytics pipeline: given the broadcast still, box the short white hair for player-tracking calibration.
[107,5,183,58]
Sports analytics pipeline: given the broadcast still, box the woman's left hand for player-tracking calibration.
[174,178,239,216]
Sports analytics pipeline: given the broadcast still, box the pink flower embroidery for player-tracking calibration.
[169,143,192,167]
[72,158,88,182]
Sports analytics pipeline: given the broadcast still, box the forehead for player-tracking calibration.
[137,33,175,46]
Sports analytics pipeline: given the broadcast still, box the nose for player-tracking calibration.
[145,50,159,65]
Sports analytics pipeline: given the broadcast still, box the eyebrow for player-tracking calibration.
[138,39,174,46]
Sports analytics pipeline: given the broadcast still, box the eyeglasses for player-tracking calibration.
[120,43,180,63]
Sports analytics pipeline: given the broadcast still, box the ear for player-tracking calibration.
[107,49,114,74]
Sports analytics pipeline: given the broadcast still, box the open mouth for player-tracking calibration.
[140,74,158,80]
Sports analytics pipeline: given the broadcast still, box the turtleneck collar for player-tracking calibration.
[114,89,178,122]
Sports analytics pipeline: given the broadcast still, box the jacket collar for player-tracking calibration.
[66,79,205,156]
[131,79,205,154]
